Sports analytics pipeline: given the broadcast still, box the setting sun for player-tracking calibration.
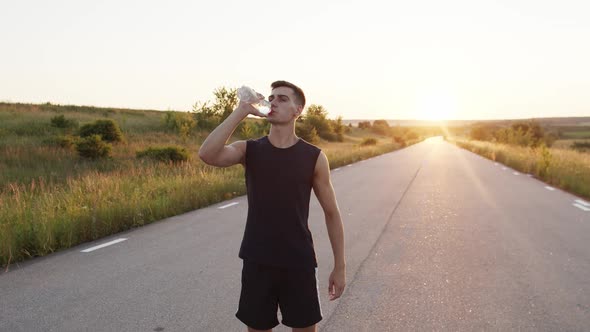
[414,90,458,121]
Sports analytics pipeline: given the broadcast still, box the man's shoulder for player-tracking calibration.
[298,138,322,153]
[246,136,269,148]
[249,136,268,144]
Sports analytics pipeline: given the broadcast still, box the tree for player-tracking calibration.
[296,122,320,144]
[358,121,372,129]
[331,116,345,142]
[307,104,328,118]
[303,104,337,141]
[192,101,220,131]
[192,87,238,130]
[371,120,390,135]
[212,87,238,122]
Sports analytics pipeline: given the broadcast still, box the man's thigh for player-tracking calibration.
[278,267,322,329]
[236,260,280,330]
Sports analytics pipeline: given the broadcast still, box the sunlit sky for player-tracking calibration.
[1,0,589,120]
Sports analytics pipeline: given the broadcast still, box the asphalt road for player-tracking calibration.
[1,137,589,331]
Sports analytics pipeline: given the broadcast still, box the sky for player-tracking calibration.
[1,0,589,121]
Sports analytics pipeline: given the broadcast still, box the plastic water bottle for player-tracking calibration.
[237,86,271,115]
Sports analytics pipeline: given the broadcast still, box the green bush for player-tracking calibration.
[79,119,124,142]
[360,138,378,146]
[136,146,189,163]
[163,111,196,138]
[303,104,341,142]
[393,135,406,147]
[55,135,78,149]
[50,114,79,129]
[571,141,590,151]
[76,135,112,159]
[296,122,320,144]
[238,121,258,139]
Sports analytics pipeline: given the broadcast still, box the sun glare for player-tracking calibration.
[415,91,458,121]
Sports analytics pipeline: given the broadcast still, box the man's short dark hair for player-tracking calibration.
[271,80,306,108]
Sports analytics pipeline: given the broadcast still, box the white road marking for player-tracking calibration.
[81,238,128,253]
[513,172,520,175]
[502,167,507,171]
[218,202,239,209]
[545,186,555,191]
[573,203,590,212]
[333,168,340,172]
[494,162,499,166]
[347,164,353,167]
[575,199,590,206]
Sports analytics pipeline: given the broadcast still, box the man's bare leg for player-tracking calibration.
[247,328,271,332]
[293,325,317,332]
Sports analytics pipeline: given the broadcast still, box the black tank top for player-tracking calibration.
[239,136,322,268]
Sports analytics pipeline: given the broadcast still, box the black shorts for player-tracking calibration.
[236,259,323,330]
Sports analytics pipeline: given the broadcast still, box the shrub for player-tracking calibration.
[303,104,341,142]
[393,135,406,147]
[571,141,590,151]
[405,131,419,140]
[56,135,78,149]
[136,146,189,163]
[296,122,320,144]
[360,138,377,146]
[358,121,372,129]
[76,135,112,159]
[238,121,258,139]
[371,120,390,135]
[192,101,220,131]
[50,114,79,129]
[163,111,196,138]
[536,144,552,177]
[331,117,345,142]
[79,119,124,142]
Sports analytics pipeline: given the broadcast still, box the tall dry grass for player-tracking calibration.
[0,161,244,267]
[1,132,418,268]
[448,137,590,199]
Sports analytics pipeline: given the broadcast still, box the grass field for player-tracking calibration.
[561,131,590,139]
[0,103,418,268]
[552,139,590,150]
[447,137,590,200]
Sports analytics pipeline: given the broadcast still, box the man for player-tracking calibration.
[199,81,345,332]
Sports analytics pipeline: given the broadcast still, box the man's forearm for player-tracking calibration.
[326,213,345,269]
[198,107,248,160]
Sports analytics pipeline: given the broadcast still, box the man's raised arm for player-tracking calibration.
[198,102,264,167]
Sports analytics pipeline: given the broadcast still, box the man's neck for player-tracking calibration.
[268,124,299,148]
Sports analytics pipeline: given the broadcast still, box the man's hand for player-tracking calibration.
[328,266,346,301]
[236,93,267,118]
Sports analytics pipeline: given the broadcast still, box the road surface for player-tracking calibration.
[1,137,589,331]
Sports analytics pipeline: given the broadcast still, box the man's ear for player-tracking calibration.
[295,104,304,117]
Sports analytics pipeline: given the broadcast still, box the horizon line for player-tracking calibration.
[1,99,588,123]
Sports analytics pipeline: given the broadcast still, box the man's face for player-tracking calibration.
[267,87,303,124]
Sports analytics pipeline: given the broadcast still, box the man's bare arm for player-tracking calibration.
[198,102,264,167]
[313,151,346,300]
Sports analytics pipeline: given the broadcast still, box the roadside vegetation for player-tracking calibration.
[0,89,431,268]
[444,120,590,200]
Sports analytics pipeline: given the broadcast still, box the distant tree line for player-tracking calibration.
[190,87,348,144]
[469,121,557,147]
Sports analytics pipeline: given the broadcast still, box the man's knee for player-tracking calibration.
[247,327,272,332]
[292,324,317,332]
